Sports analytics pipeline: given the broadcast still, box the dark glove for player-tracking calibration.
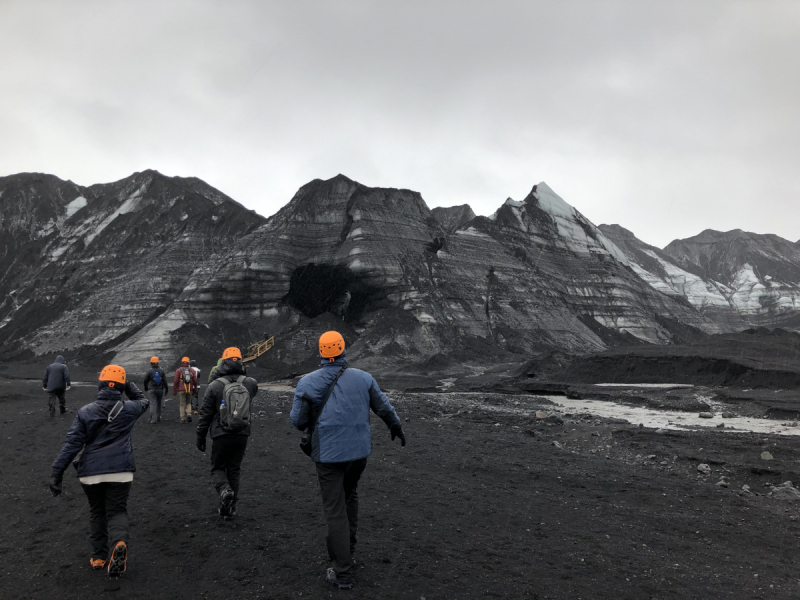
[390,423,406,447]
[49,470,63,497]
[196,437,206,453]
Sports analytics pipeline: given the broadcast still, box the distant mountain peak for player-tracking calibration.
[431,204,476,233]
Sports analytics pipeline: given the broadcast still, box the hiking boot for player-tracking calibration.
[326,567,354,590]
[60,407,67,414]
[186,416,192,423]
[218,505,237,520]
[180,419,186,424]
[107,541,127,577]
[90,558,106,570]
[219,486,235,516]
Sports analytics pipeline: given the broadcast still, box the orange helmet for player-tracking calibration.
[222,347,242,361]
[319,331,345,358]
[99,365,126,387]
[150,356,159,364]
[181,356,190,364]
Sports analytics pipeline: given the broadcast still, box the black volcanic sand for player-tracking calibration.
[544,329,800,390]
[3,380,800,599]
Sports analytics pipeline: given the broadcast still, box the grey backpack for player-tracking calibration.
[219,375,251,432]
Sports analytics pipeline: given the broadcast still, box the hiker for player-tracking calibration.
[173,357,197,424]
[196,347,258,519]
[42,355,71,417]
[49,365,149,577]
[190,359,201,415]
[290,331,406,590]
[207,357,222,384]
[143,356,169,424]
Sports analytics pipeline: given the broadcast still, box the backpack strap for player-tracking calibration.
[307,366,346,432]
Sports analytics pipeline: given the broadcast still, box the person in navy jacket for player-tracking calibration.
[290,331,406,590]
[49,365,149,577]
[42,354,71,417]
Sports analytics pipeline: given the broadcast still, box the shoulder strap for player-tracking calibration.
[236,375,246,384]
[309,367,346,430]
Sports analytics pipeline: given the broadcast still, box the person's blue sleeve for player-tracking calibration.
[290,377,313,430]
[367,376,400,427]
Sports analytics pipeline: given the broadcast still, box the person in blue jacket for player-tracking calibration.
[49,365,149,577]
[290,331,406,590]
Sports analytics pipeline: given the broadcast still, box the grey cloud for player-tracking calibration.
[1,0,798,248]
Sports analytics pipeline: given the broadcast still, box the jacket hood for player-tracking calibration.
[215,358,246,378]
[319,350,348,368]
[55,355,65,364]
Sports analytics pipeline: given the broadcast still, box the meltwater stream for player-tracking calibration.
[542,393,800,437]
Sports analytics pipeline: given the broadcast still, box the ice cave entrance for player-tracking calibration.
[282,263,384,322]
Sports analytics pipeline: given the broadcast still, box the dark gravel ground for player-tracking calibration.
[2,380,800,599]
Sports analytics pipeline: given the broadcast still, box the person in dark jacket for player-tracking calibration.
[196,347,258,519]
[142,356,169,424]
[42,355,71,417]
[49,365,149,577]
[290,331,406,590]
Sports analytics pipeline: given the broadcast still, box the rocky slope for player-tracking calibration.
[430,204,476,234]
[0,170,265,367]
[601,225,800,330]
[158,179,722,376]
[2,170,797,375]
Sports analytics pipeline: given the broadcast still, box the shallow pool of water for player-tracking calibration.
[543,395,800,437]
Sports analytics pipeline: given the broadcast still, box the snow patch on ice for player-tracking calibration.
[65,196,87,218]
[415,311,436,323]
[84,188,145,245]
[631,250,732,309]
[531,183,630,265]
[456,227,491,238]
[729,264,768,314]
[111,309,188,368]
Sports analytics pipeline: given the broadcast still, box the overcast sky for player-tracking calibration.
[2,1,798,247]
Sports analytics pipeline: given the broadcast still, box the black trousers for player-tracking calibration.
[81,481,132,560]
[210,434,248,507]
[48,391,66,415]
[315,458,368,580]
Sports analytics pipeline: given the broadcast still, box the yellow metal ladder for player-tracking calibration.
[242,336,274,363]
